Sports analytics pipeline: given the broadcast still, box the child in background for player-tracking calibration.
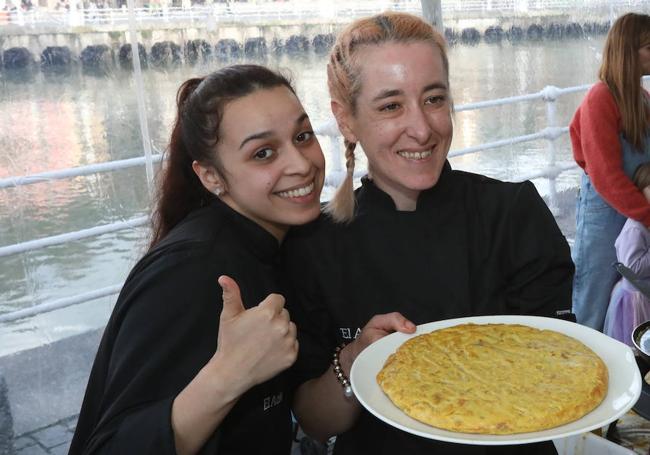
[605,162,650,347]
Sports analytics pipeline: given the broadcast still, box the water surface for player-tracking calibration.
[0,34,609,354]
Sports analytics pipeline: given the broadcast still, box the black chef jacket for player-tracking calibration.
[282,162,574,455]
[70,199,293,455]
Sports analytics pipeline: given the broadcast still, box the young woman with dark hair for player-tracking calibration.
[69,64,325,455]
[571,13,650,331]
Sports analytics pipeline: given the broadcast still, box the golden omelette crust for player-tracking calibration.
[376,323,608,434]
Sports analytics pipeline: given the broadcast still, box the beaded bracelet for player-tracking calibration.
[332,343,354,398]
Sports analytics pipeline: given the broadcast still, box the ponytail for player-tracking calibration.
[149,78,214,249]
[324,140,357,222]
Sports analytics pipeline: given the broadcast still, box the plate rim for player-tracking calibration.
[350,315,642,445]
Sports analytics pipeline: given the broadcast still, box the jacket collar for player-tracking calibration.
[211,198,280,261]
[356,160,452,213]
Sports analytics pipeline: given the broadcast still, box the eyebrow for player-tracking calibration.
[239,112,309,150]
[371,82,448,103]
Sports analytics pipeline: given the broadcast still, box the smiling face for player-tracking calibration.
[334,41,453,210]
[196,85,325,241]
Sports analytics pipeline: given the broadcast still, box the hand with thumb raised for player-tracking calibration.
[171,276,297,453]
[218,275,246,323]
[209,275,298,394]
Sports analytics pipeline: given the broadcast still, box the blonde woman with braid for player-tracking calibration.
[282,12,573,455]
[571,13,650,332]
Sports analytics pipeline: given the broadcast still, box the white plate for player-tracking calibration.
[350,315,642,445]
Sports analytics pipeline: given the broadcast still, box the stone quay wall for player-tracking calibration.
[0,7,621,72]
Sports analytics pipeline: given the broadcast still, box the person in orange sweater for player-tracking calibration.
[571,12,650,331]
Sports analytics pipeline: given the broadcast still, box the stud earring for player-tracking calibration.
[214,187,224,197]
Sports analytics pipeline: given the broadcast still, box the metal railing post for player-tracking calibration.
[126,0,155,194]
[15,8,24,26]
[542,85,560,216]
[331,139,344,176]
[329,137,345,187]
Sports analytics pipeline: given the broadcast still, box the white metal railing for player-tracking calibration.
[0,216,149,258]
[1,1,421,28]
[0,155,163,190]
[0,0,645,29]
[2,76,649,322]
[0,82,585,261]
[0,285,122,323]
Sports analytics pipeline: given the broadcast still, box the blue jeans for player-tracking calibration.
[572,132,650,330]
[572,174,626,330]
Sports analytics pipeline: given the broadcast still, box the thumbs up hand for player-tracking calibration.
[218,275,247,322]
[210,275,298,393]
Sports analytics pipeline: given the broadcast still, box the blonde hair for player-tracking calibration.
[599,13,650,152]
[633,162,650,189]
[325,12,449,222]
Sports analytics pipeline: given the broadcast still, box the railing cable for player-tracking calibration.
[6,78,650,322]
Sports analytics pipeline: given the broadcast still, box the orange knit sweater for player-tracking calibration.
[570,81,650,226]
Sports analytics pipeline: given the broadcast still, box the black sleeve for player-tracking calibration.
[283,233,335,390]
[70,249,222,455]
[501,181,575,319]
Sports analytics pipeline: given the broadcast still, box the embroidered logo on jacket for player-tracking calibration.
[339,327,362,340]
[264,392,283,411]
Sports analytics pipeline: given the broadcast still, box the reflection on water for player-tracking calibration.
[0,36,607,354]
